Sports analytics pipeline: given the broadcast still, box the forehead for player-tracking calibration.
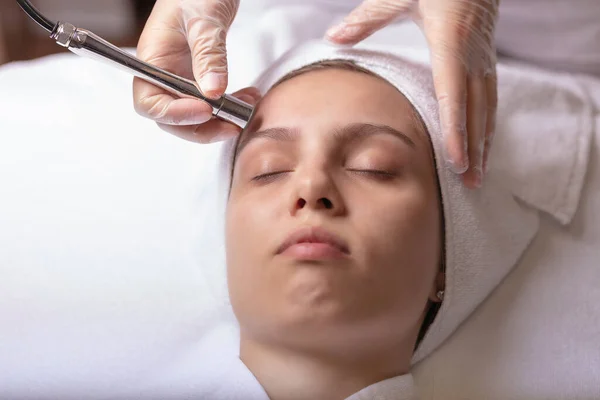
[248,67,422,138]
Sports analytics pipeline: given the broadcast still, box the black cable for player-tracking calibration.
[15,0,57,34]
[132,0,156,24]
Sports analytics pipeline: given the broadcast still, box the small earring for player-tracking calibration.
[436,290,445,301]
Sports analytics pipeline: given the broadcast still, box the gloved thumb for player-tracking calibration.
[326,0,416,44]
[182,0,240,99]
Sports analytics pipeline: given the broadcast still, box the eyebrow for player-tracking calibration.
[234,122,416,157]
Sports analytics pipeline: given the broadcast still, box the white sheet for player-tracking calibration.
[1,1,599,399]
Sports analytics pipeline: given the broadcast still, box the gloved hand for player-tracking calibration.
[133,0,261,143]
[326,0,499,189]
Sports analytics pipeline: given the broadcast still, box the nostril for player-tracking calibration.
[321,198,333,209]
[297,198,306,208]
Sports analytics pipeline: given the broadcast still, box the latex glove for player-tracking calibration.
[133,0,259,143]
[326,0,499,189]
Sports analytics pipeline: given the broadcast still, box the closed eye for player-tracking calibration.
[251,170,292,183]
[347,169,397,180]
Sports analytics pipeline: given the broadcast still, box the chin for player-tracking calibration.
[278,293,353,334]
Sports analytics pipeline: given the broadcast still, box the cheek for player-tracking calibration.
[226,188,284,241]
[351,183,441,297]
[226,196,270,275]
[375,192,438,251]
[225,191,285,305]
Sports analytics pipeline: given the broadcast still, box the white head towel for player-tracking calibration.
[206,40,592,365]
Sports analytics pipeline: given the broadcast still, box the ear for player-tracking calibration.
[428,271,446,303]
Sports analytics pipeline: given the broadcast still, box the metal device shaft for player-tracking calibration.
[15,0,254,129]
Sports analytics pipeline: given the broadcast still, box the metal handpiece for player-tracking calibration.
[51,22,254,129]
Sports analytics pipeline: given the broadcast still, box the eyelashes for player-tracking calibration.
[251,170,292,183]
[346,169,397,180]
[251,169,398,183]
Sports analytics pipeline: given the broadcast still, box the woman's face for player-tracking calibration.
[226,67,442,357]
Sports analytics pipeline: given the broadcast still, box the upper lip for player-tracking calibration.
[277,226,350,255]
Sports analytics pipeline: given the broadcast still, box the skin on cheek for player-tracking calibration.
[351,179,440,304]
[226,199,267,328]
[226,184,288,307]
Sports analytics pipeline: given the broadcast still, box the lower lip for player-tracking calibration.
[281,243,348,260]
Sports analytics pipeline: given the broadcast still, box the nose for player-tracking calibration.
[289,167,345,216]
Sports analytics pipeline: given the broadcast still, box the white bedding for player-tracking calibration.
[1,1,599,399]
[414,75,600,399]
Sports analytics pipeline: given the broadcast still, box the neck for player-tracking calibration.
[240,335,410,400]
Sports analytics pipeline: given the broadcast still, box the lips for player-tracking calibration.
[277,226,350,259]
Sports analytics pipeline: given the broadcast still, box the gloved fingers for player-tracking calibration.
[482,65,497,173]
[155,86,261,144]
[325,0,415,44]
[461,73,487,189]
[134,0,202,125]
[181,0,239,98]
[423,0,498,180]
[428,30,469,174]
[133,77,214,125]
